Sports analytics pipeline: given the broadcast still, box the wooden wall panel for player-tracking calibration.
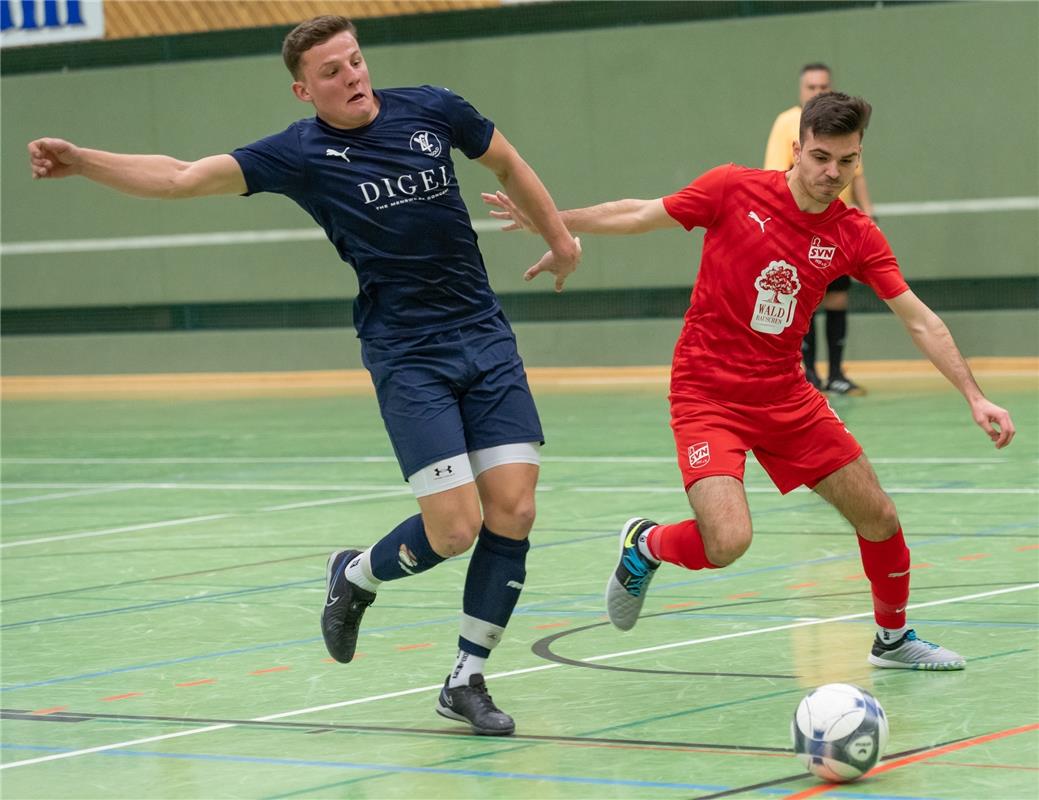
[104,1,501,40]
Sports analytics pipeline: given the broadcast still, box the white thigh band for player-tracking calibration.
[408,452,474,498]
[408,442,541,498]
[468,441,541,477]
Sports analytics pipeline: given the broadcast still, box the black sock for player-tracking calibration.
[802,315,817,372]
[826,309,848,379]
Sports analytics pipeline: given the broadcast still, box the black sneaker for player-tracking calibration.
[436,674,515,736]
[804,366,823,390]
[320,549,375,663]
[825,374,867,396]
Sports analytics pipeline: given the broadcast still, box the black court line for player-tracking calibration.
[0,708,789,754]
[689,734,979,800]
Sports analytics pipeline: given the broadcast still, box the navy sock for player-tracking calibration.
[458,525,529,657]
[367,514,445,582]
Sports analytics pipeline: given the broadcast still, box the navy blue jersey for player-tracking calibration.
[231,85,499,338]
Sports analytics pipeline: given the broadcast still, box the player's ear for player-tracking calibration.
[291,81,311,103]
[792,139,802,164]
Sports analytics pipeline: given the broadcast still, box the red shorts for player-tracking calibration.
[670,382,862,494]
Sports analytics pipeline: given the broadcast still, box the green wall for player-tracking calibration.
[2,1,1037,372]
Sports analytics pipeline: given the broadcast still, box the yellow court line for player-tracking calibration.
[0,358,1035,399]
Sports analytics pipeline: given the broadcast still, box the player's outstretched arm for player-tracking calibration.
[483,191,678,236]
[886,289,1015,448]
[477,129,580,292]
[28,138,246,198]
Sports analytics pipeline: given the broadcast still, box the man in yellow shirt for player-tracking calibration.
[765,63,874,395]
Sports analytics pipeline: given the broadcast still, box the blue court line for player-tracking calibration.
[0,743,726,792]
[4,517,1033,692]
[0,579,317,632]
[0,745,943,799]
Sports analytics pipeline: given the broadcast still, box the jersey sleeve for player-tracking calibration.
[433,86,495,159]
[662,164,731,231]
[851,220,908,300]
[230,124,306,197]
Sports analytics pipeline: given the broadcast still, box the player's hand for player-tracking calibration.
[524,236,581,293]
[970,398,1015,449]
[482,190,538,233]
[28,138,82,179]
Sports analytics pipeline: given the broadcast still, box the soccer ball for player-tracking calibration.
[791,683,888,783]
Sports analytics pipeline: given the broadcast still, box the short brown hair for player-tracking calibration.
[799,92,872,142]
[282,16,357,79]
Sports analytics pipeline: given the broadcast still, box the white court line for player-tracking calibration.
[2,197,1035,256]
[1,456,1023,465]
[261,489,410,512]
[4,481,1035,497]
[1,482,405,492]
[0,486,133,506]
[0,514,232,550]
[2,582,1034,771]
[573,485,1039,495]
[0,489,413,549]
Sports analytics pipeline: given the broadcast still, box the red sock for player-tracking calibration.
[857,528,910,629]
[646,520,720,571]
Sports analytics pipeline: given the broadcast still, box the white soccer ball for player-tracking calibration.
[791,683,889,783]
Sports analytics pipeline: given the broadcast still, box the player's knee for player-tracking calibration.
[858,498,900,542]
[703,523,752,567]
[426,517,482,558]
[483,492,537,538]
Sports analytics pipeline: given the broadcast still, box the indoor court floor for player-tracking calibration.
[2,365,1037,799]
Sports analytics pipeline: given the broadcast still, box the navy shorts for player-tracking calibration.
[361,310,544,479]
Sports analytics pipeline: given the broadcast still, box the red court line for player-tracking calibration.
[664,601,700,609]
[958,553,991,561]
[787,583,817,590]
[728,591,759,599]
[250,666,290,675]
[909,563,933,570]
[175,679,216,687]
[31,706,69,715]
[786,723,1039,799]
[396,643,433,651]
[534,621,570,629]
[1016,544,1039,551]
[922,760,1039,771]
[101,693,142,702]
[843,573,867,580]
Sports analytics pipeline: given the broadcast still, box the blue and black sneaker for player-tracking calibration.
[605,517,659,631]
[321,549,375,663]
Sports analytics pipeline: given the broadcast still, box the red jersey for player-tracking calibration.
[663,164,908,403]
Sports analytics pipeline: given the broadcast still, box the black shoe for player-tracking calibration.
[804,366,822,390]
[320,549,375,663]
[436,674,515,736]
[825,374,867,396]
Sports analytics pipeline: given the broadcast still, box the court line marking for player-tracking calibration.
[4,482,1034,496]
[0,490,411,550]
[2,197,1036,255]
[1,456,1024,464]
[786,722,1039,799]
[2,582,1034,771]
[0,486,133,506]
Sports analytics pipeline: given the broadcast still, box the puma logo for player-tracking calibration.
[325,146,351,162]
[749,211,771,233]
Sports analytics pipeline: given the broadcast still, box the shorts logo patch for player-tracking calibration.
[688,442,711,469]
[433,464,454,479]
[808,236,837,269]
[751,260,800,335]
